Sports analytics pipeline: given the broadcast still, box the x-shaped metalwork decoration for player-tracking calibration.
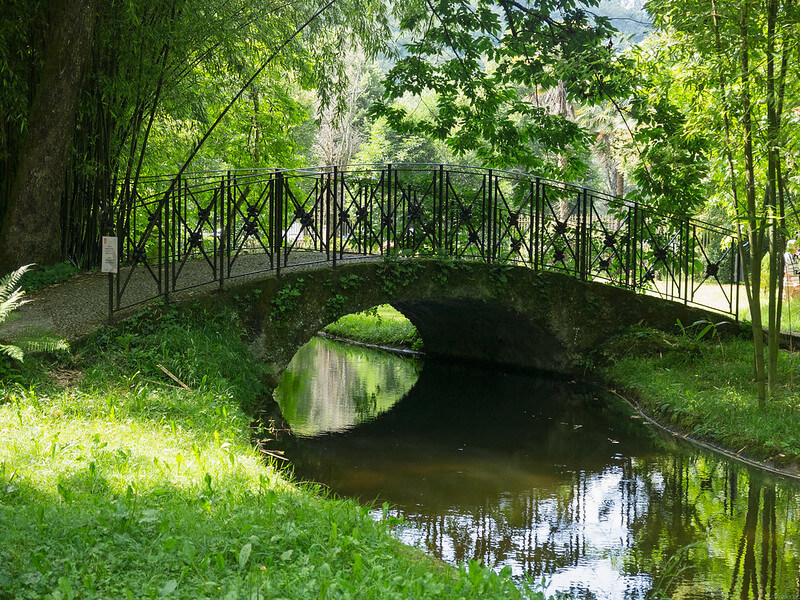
[188,231,203,250]
[407,205,423,222]
[197,206,212,223]
[132,244,148,264]
[243,219,258,236]
[294,208,315,229]
[652,246,669,263]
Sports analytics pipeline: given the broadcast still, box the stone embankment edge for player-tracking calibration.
[591,377,800,483]
[315,331,425,359]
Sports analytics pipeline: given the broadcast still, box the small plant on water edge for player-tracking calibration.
[645,543,699,599]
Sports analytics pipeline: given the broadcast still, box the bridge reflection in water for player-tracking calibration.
[111,164,739,317]
[276,337,800,600]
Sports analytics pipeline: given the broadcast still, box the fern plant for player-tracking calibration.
[0,264,68,361]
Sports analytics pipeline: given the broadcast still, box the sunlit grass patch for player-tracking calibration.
[324,304,422,350]
[0,301,540,600]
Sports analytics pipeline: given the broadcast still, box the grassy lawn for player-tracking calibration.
[664,280,800,334]
[600,325,800,473]
[323,305,422,350]
[0,302,544,600]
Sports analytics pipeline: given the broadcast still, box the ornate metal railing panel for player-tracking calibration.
[110,164,740,317]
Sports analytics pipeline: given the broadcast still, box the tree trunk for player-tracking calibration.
[738,0,767,407]
[0,0,96,271]
[765,0,788,398]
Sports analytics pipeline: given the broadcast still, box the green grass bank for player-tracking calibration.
[0,302,546,600]
[322,305,421,350]
[598,325,800,476]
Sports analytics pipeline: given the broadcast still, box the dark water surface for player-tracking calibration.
[274,337,800,599]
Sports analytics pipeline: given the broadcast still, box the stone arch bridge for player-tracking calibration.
[108,164,741,378]
[201,259,735,381]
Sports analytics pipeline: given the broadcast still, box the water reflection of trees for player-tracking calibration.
[399,454,800,599]
[283,354,800,598]
[625,454,800,599]
[276,338,420,436]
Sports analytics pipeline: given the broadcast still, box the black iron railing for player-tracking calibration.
[110,164,740,317]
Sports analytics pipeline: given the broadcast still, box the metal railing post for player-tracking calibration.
[437,164,444,253]
[487,169,493,264]
[684,218,691,305]
[630,203,639,290]
[219,172,227,288]
[332,165,338,269]
[275,171,284,278]
[533,178,541,271]
[386,163,393,257]
[163,177,172,300]
[579,188,588,280]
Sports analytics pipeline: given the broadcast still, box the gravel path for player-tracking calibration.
[0,251,372,342]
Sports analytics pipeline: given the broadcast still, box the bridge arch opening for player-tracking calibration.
[310,297,569,373]
[390,298,568,373]
[226,259,734,387]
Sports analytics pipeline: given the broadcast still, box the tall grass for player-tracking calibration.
[0,301,544,599]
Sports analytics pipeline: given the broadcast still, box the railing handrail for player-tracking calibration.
[125,163,733,233]
[110,163,740,318]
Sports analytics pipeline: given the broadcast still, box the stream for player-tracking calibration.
[274,337,800,599]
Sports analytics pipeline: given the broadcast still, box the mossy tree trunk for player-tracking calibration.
[0,0,96,271]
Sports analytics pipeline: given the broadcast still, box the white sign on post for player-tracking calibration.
[101,236,118,273]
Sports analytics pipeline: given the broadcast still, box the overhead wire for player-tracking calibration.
[131,0,339,243]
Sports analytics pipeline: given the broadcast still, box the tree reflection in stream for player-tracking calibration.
[273,338,800,599]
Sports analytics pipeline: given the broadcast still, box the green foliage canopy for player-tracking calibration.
[372,0,626,177]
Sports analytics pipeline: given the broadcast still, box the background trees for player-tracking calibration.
[638,0,800,403]
[372,0,624,178]
[0,0,389,270]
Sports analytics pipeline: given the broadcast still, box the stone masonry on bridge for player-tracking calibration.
[200,259,739,383]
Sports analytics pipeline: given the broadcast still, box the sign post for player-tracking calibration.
[101,236,118,274]
[102,236,118,320]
